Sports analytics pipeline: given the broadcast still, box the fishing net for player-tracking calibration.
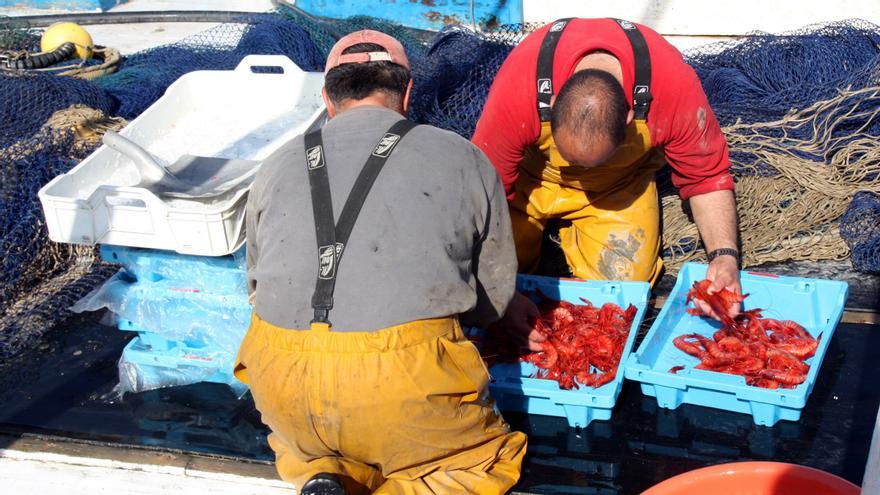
[840,192,880,274]
[278,8,432,59]
[0,13,325,359]
[0,19,40,51]
[0,70,118,149]
[409,24,538,137]
[95,13,325,119]
[660,23,880,273]
[2,12,880,365]
[686,20,880,127]
[0,121,120,361]
[662,85,880,271]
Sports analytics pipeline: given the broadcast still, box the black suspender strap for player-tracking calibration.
[613,18,653,121]
[304,129,338,325]
[536,18,573,122]
[537,18,653,122]
[304,118,418,326]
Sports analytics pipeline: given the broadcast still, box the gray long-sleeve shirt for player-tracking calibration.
[246,105,516,331]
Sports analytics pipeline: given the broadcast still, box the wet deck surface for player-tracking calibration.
[1,299,876,493]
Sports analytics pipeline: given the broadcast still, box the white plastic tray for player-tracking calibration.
[39,55,325,256]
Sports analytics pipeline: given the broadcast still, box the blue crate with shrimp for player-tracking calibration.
[624,263,848,426]
[486,274,650,428]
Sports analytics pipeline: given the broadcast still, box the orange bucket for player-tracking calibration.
[642,461,860,495]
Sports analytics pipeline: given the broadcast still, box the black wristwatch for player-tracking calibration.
[707,248,740,264]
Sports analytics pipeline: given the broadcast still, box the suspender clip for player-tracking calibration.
[311,308,331,325]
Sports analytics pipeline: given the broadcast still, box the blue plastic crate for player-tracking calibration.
[98,273,251,358]
[100,244,246,292]
[624,263,848,426]
[117,318,218,351]
[121,334,246,395]
[487,274,650,428]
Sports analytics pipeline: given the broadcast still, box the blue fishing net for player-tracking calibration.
[95,13,325,119]
[686,21,880,126]
[0,133,75,307]
[0,13,325,356]
[0,71,117,149]
[0,125,120,360]
[840,192,880,273]
[685,21,880,174]
[409,25,529,137]
[278,7,431,60]
[2,12,880,365]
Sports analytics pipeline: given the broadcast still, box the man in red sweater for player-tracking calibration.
[473,18,742,346]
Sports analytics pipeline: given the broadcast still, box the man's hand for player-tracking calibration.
[499,291,544,352]
[694,255,742,320]
[688,188,741,321]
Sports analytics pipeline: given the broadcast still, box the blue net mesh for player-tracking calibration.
[0,71,118,149]
[0,13,327,358]
[1,133,76,307]
[95,13,325,119]
[686,21,880,126]
[409,25,530,137]
[685,21,880,175]
[1,13,879,359]
[0,125,118,359]
[840,192,880,273]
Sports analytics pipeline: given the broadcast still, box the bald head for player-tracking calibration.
[550,69,629,168]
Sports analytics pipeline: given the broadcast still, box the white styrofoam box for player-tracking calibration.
[39,55,325,256]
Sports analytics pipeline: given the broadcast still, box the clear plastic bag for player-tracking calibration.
[73,245,251,396]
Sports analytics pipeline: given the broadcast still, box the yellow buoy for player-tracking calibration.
[41,22,93,60]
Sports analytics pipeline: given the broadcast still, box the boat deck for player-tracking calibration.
[1,261,876,493]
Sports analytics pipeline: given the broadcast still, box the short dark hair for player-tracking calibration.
[550,69,629,148]
[324,42,411,106]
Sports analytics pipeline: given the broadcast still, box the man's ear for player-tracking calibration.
[401,78,414,116]
[625,108,634,125]
[322,87,337,118]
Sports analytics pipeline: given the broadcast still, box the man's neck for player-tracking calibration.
[574,51,624,86]
[334,95,404,117]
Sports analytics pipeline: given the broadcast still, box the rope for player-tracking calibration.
[57,46,122,80]
[662,86,880,272]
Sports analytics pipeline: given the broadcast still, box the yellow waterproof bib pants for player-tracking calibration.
[511,120,664,283]
[234,314,528,495]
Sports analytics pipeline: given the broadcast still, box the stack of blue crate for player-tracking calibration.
[98,245,251,395]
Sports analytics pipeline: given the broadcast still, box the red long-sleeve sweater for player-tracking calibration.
[472,18,734,200]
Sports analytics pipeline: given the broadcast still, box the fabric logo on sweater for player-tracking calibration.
[550,20,567,32]
[306,145,324,170]
[537,78,552,95]
[372,133,402,157]
[318,242,343,279]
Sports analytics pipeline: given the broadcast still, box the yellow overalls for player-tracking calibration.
[234,314,527,495]
[512,17,664,284]
[511,119,664,283]
[235,120,527,495]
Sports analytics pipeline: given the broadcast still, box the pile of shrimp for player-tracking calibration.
[670,280,818,389]
[484,293,637,390]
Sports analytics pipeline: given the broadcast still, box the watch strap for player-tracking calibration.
[707,248,740,263]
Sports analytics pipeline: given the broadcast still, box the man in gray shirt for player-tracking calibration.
[234,30,527,495]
